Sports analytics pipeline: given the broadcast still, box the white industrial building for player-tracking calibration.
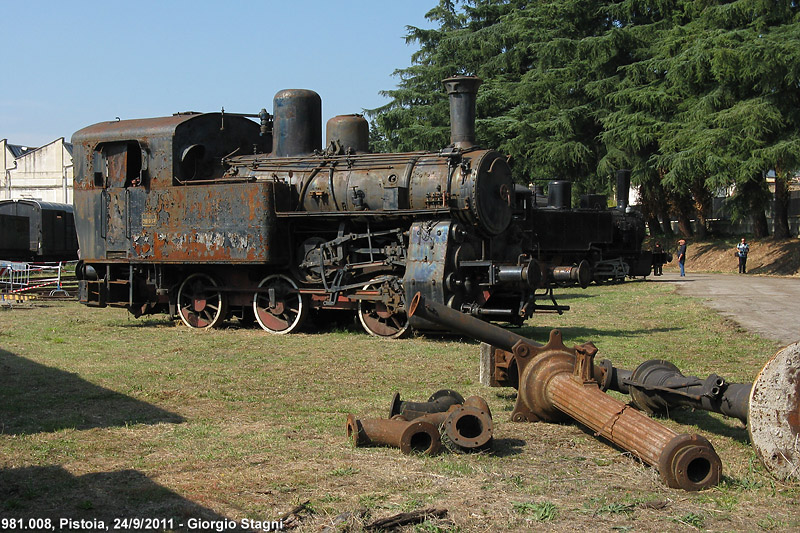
[1,138,73,204]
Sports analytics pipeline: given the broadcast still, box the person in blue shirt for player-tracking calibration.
[736,237,750,274]
[676,239,687,276]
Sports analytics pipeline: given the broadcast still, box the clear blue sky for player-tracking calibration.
[1,0,436,147]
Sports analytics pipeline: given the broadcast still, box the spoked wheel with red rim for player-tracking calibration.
[357,278,409,338]
[253,274,308,334]
[177,273,228,329]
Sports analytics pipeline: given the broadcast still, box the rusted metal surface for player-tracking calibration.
[443,76,481,150]
[326,115,369,153]
[748,342,800,480]
[488,338,799,482]
[346,414,441,455]
[272,89,322,157]
[389,389,465,419]
[132,182,280,263]
[389,391,493,451]
[440,396,493,450]
[409,292,722,490]
[600,359,751,423]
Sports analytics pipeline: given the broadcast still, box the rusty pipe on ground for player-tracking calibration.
[409,292,722,490]
[600,344,800,481]
[346,414,441,455]
[485,342,800,482]
[389,389,465,419]
[391,393,494,451]
[441,396,493,450]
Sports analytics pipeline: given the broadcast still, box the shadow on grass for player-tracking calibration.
[0,349,183,435]
[115,317,177,328]
[546,292,596,301]
[662,408,750,444]
[489,438,526,457]
[514,325,680,342]
[0,466,256,530]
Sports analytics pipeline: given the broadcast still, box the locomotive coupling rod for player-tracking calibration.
[409,292,722,490]
[346,414,441,455]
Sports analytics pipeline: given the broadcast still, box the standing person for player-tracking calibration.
[677,239,687,277]
[653,242,664,275]
[736,237,750,274]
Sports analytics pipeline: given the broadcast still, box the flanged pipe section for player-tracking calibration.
[443,396,493,450]
[658,434,722,491]
[346,414,441,455]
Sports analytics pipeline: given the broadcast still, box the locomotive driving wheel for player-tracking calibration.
[358,278,409,339]
[253,274,308,334]
[177,273,228,329]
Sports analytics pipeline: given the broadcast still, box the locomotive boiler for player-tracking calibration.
[72,77,579,337]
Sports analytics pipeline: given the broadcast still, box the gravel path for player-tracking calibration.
[654,272,800,346]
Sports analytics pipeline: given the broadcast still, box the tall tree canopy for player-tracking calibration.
[369,0,800,238]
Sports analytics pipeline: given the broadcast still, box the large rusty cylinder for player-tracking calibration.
[488,342,800,482]
[409,293,722,490]
[325,114,369,154]
[346,414,441,455]
[598,359,751,423]
[272,89,322,157]
[541,365,721,490]
[389,389,465,419]
[230,148,515,236]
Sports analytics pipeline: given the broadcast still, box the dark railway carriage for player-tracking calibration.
[0,199,78,262]
[521,175,651,283]
[73,77,568,337]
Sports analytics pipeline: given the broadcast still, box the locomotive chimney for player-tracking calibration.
[443,76,482,149]
[616,169,631,210]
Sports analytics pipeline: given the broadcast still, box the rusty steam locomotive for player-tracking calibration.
[72,76,649,337]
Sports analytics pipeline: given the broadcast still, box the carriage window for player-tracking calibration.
[93,141,145,188]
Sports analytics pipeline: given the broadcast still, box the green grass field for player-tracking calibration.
[1,281,798,531]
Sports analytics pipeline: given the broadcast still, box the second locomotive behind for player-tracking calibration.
[73,77,579,337]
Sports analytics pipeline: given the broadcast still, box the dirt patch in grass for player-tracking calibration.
[1,285,798,531]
